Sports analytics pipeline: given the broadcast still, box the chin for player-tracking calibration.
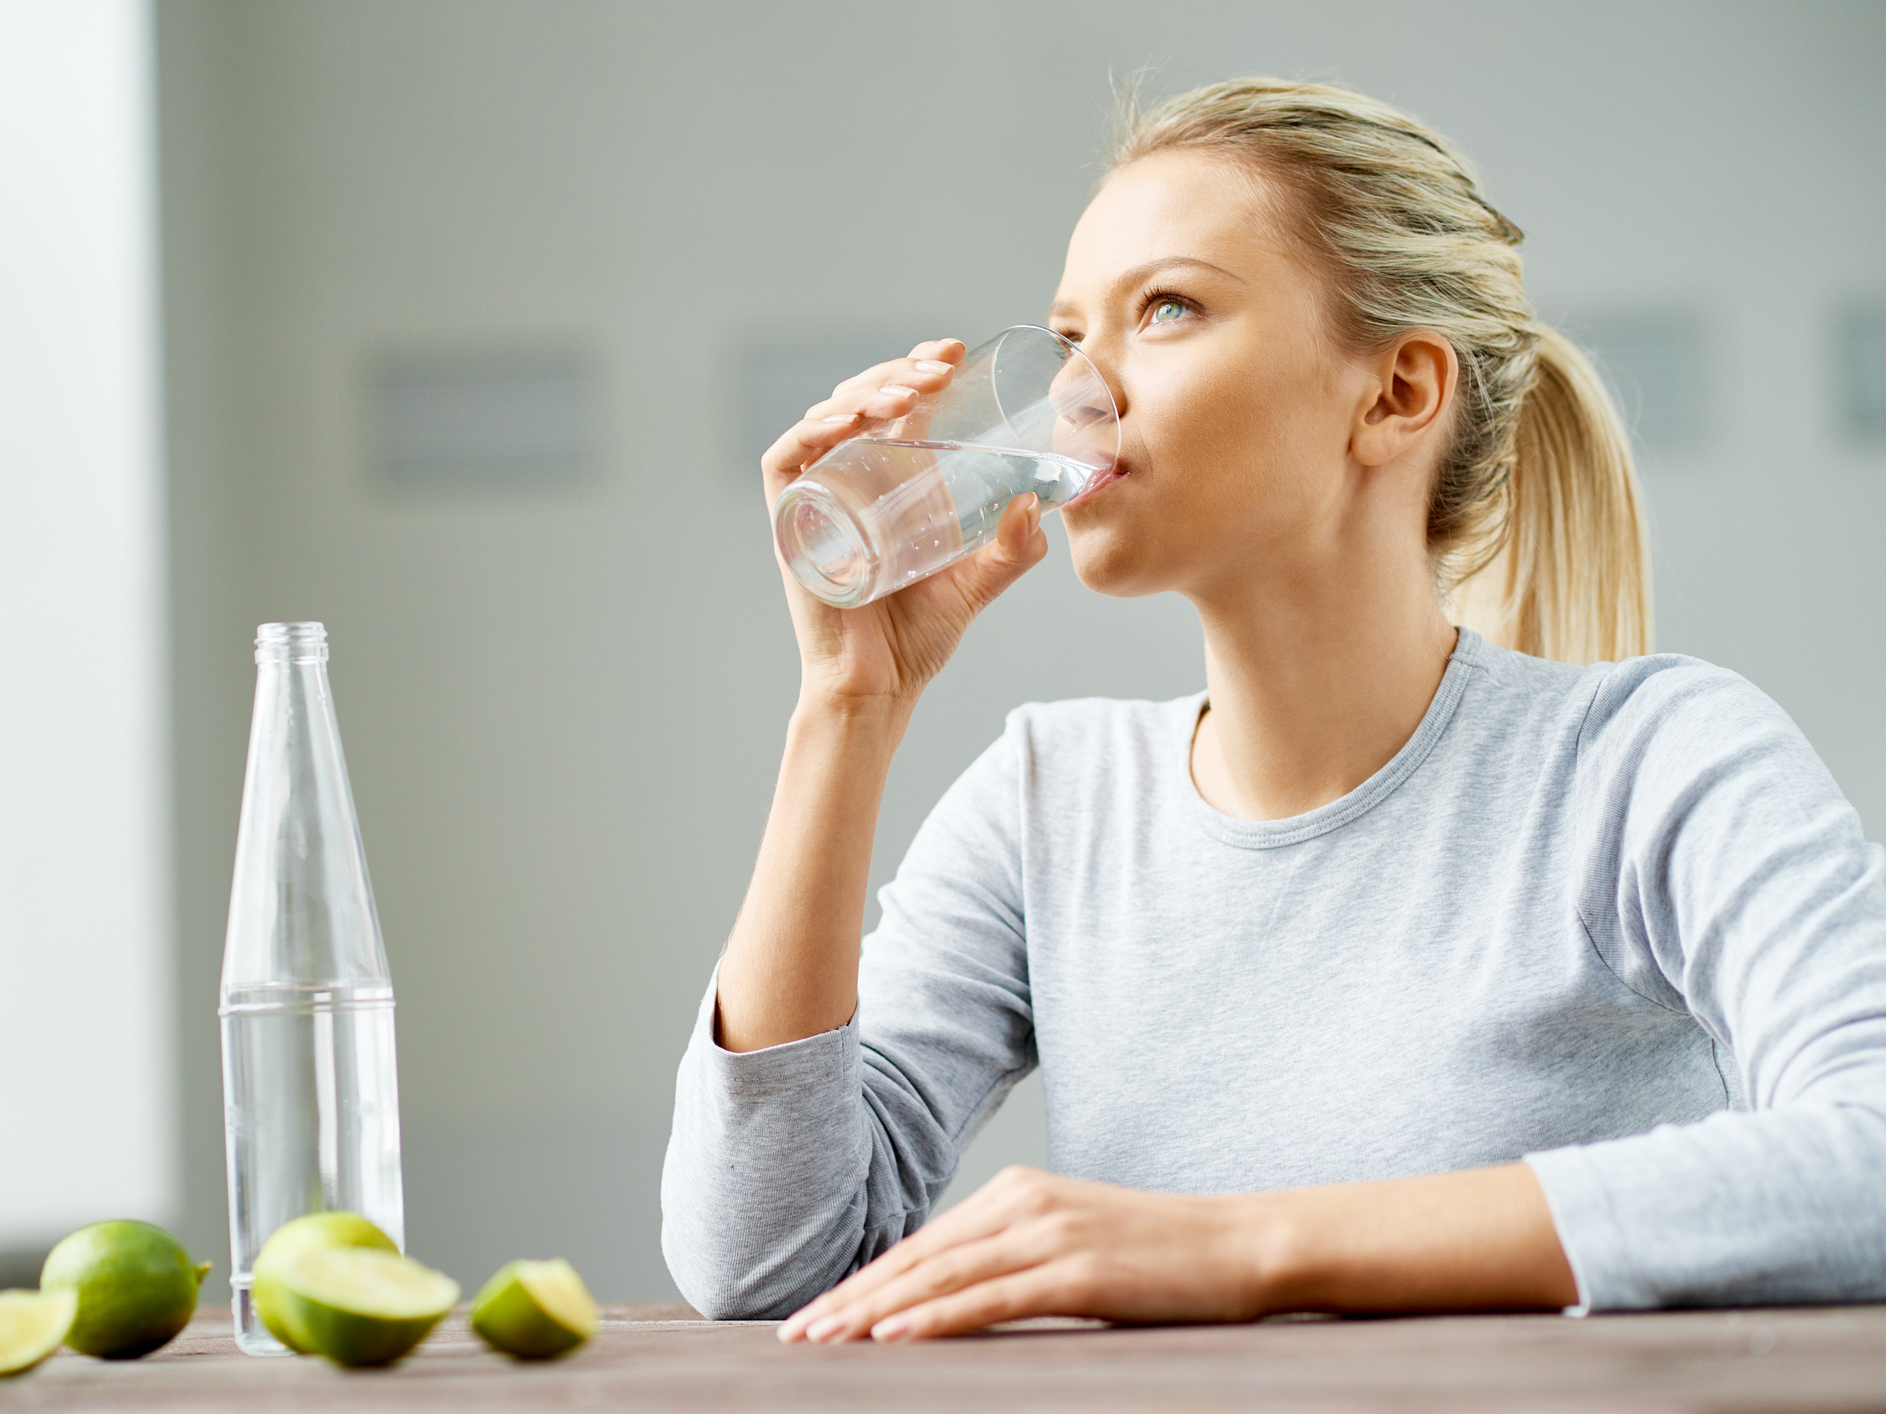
[1065,516,1177,598]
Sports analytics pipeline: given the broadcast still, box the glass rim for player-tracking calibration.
[996,322,1122,440]
[988,320,1116,465]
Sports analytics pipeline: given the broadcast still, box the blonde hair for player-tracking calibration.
[1109,78,1652,664]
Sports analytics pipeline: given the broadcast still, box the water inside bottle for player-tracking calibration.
[219,982,403,1356]
[781,438,1100,605]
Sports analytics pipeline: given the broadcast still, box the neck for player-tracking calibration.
[1187,550,1457,822]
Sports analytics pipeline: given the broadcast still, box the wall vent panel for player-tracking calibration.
[367,346,594,492]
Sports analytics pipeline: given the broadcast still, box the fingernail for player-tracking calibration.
[821,414,857,424]
[871,1316,912,1342]
[879,384,918,398]
[805,1314,848,1342]
[914,360,951,374]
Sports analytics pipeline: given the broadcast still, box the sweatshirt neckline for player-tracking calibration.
[1175,628,1488,850]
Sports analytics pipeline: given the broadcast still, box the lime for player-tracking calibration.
[40,1221,211,1360]
[469,1259,598,1360]
[251,1212,398,1353]
[269,1247,458,1367]
[0,1289,78,1377]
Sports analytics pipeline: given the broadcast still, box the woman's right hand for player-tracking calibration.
[762,338,1049,716]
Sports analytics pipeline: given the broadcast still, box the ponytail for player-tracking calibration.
[1448,328,1653,663]
[1110,78,1655,664]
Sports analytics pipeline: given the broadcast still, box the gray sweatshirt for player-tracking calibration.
[661,630,1886,1320]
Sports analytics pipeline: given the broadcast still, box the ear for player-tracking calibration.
[1350,331,1457,468]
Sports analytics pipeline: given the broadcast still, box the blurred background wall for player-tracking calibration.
[132,0,1886,1302]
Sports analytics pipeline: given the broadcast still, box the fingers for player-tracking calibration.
[760,411,864,484]
[779,1166,1065,1345]
[801,340,965,422]
[762,338,965,487]
[943,493,1047,610]
[870,1264,1074,1342]
[793,1229,1059,1344]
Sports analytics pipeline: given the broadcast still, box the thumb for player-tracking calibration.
[948,494,1047,611]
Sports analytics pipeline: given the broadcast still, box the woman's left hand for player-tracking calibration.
[774,1166,1269,1344]
[775,1160,1579,1343]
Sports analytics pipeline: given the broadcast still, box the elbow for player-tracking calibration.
[661,1220,819,1322]
[659,1171,837,1322]
[660,1172,868,1321]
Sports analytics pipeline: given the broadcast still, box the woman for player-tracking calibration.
[661,78,1886,1340]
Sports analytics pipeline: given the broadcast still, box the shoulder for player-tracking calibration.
[941,694,1204,830]
[1449,628,1627,717]
[1454,632,1798,765]
[998,692,1203,780]
[919,693,1198,836]
[1572,651,1812,781]
[888,693,1201,896]
[1486,645,1854,857]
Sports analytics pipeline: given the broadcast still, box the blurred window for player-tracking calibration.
[0,0,173,1259]
[1837,301,1886,443]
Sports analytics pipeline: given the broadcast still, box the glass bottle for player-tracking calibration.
[218,622,404,1355]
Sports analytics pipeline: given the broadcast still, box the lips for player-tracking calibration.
[1066,460,1127,509]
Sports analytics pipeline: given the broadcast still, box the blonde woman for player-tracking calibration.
[662,79,1886,1339]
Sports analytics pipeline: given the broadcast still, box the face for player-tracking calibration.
[1049,149,1423,602]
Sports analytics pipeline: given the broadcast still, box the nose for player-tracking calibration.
[1048,345,1122,465]
[1050,351,1121,433]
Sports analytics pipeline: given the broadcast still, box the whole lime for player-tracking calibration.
[252,1212,398,1353]
[40,1221,211,1360]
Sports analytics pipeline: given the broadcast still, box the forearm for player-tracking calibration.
[717,696,911,1052]
[1247,1162,1577,1315]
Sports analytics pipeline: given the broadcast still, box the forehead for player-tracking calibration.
[1058,148,1298,293]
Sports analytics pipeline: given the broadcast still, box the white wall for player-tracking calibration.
[156,0,1886,1301]
[0,0,172,1255]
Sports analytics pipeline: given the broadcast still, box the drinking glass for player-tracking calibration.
[772,325,1120,608]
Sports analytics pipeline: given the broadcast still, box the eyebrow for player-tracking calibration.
[1049,256,1248,319]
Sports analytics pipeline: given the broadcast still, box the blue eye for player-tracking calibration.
[1149,298,1188,324]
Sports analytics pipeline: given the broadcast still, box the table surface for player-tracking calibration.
[5,1302,1886,1412]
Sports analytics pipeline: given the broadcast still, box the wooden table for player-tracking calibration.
[5,1302,1886,1412]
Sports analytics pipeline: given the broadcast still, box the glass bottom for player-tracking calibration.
[774,481,876,607]
[231,1281,293,1357]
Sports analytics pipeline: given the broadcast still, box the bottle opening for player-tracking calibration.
[256,622,329,664]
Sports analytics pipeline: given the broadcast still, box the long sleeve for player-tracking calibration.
[660,725,1036,1320]
[1528,657,1886,1310]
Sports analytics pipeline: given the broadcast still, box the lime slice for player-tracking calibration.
[470,1259,599,1360]
[40,1221,211,1360]
[0,1289,78,1377]
[252,1212,398,1353]
[271,1248,458,1367]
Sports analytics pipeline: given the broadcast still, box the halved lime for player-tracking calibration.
[469,1259,599,1360]
[0,1289,78,1377]
[252,1212,399,1353]
[40,1221,211,1360]
[270,1248,458,1367]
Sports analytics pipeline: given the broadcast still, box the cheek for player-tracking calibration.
[1134,359,1292,506]
[1067,338,1356,591]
